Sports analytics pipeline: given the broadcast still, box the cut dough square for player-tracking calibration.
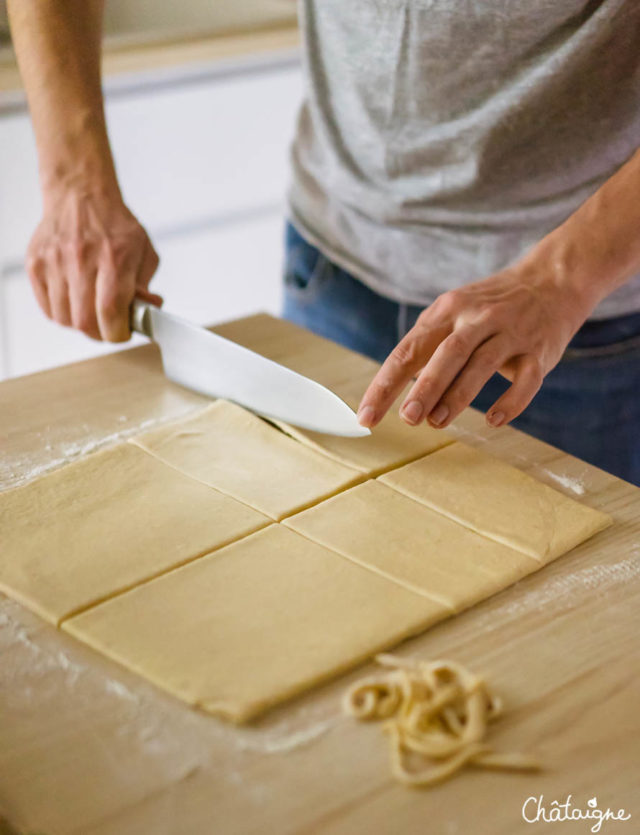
[284,481,539,611]
[379,443,613,562]
[63,525,449,722]
[129,400,361,520]
[274,395,453,475]
[0,443,268,625]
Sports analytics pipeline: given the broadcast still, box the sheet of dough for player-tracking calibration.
[63,525,449,722]
[274,394,453,475]
[130,400,361,520]
[379,443,613,562]
[284,481,540,611]
[0,443,268,625]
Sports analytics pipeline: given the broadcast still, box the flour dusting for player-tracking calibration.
[534,468,586,496]
[486,554,640,623]
[0,408,203,492]
[235,716,338,754]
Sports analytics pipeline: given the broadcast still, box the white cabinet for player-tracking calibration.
[0,54,303,379]
[109,62,303,235]
[150,212,285,325]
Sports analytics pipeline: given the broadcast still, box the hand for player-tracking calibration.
[357,264,595,430]
[26,187,162,342]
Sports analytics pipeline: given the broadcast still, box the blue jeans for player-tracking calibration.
[282,222,640,485]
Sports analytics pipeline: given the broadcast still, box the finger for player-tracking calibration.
[135,287,164,307]
[424,336,510,428]
[95,250,139,342]
[66,244,101,340]
[357,319,450,428]
[47,278,72,327]
[399,323,495,426]
[485,357,544,427]
[136,239,161,294]
[45,249,72,326]
[69,268,100,340]
[26,253,52,319]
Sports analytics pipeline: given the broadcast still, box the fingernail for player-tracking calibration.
[488,410,505,427]
[401,400,424,424]
[429,404,449,426]
[358,405,376,427]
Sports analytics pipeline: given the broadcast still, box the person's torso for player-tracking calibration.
[288,0,640,317]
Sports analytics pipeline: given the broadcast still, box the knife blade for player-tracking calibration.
[130,300,370,438]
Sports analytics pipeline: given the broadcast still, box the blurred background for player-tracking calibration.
[0,0,301,379]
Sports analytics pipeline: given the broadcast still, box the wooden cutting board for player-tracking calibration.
[1,313,638,835]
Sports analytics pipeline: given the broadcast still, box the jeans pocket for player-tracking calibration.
[283,224,332,300]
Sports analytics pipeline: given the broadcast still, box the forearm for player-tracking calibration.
[520,147,640,315]
[7,0,120,208]
[8,0,160,342]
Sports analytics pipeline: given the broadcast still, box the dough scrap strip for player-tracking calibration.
[343,654,540,787]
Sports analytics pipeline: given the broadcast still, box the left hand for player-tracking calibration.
[357,263,595,431]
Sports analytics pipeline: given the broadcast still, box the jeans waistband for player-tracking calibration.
[569,310,640,351]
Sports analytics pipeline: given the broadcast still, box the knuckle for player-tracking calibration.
[26,254,46,281]
[527,361,544,387]
[433,290,457,314]
[476,305,498,326]
[74,240,94,266]
[446,331,470,358]
[390,339,420,367]
[477,347,501,369]
[101,244,119,270]
[62,238,88,263]
[416,307,432,326]
[103,236,134,266]
[413,374,437,398]
[371,377,396,402]
[446,383,472,412]
[42,242,59,264]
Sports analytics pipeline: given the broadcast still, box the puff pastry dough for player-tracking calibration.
[64,526,448,722]
[284,481,541,611]
[0,443,268,624]
[379,443,612,562]
[274,395,453,475]
[0,402,613,722]
[130,400,361,520]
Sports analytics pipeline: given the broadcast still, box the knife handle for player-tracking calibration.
[130,299,153,338]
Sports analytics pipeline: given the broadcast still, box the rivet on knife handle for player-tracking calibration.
[130,299,154,338]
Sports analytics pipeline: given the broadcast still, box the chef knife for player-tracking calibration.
[130,300,370,438]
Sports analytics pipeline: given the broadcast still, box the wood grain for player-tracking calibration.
[1,314,638,835]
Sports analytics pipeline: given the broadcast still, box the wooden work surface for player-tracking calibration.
[1,314,638,835]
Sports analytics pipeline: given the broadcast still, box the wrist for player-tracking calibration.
[39,109,122,212]
[42,173,122,215]
[516,232,604,324]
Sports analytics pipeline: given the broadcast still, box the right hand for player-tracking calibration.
[26,187,163,342]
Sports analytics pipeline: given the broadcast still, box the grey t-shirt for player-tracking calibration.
[287,0,640,319]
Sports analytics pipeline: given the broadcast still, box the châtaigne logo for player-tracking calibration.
[522,795,631,832]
